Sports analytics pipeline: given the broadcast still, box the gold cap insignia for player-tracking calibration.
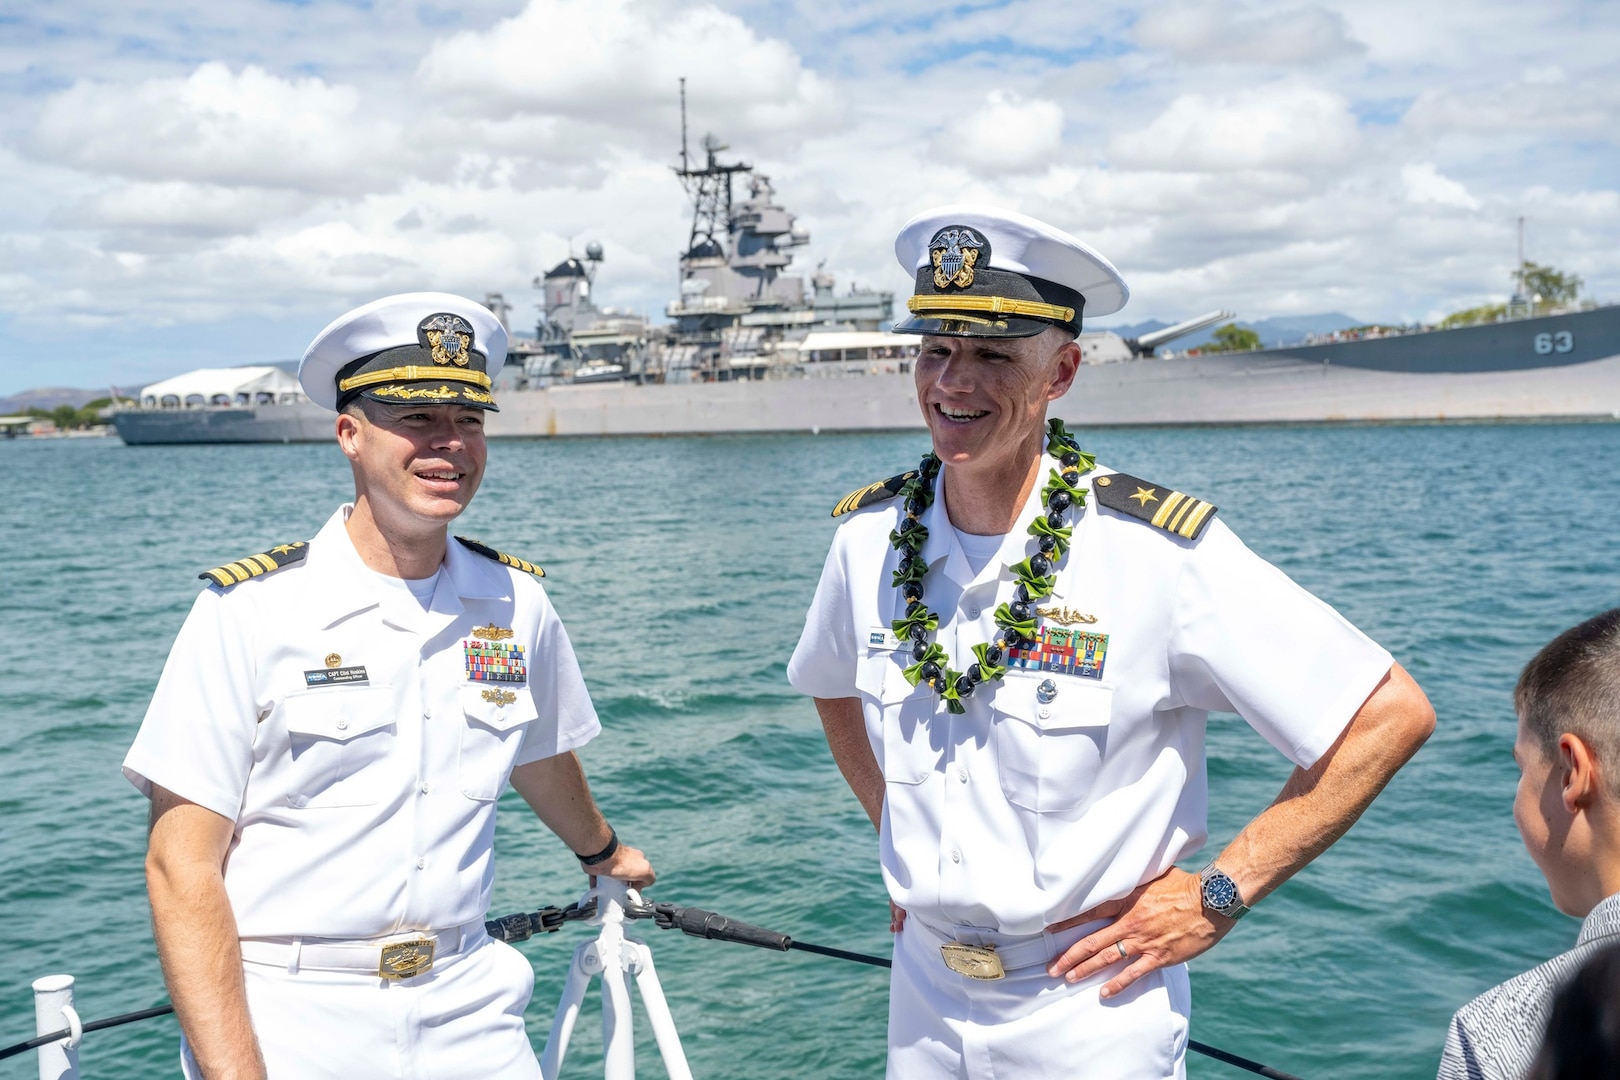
[929,226,987,290]
[421,313,474,367]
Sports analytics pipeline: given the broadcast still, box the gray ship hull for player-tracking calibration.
[113,307,1620,444]
[112,403,334,444]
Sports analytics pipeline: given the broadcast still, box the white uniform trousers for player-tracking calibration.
[888,916,1190,1079]
[182,933,541,1079]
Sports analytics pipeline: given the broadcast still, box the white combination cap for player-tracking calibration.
[893,205,1128,338]
[298,292,509,412]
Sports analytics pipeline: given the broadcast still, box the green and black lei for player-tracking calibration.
[888,418,1096,714]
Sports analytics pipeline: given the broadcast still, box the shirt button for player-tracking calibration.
[419,782,430,794]
[956,766,968,784]
[951,849,961,864]
[967,608,980,619]
[1038,705,1052,720]
[416,857,427,869]
[335,718,348,730]
[423,711,432,720]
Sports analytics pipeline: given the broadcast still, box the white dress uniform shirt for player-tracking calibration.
[124,505,600,939]
[789,460,1394,937]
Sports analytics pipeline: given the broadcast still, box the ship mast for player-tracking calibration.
[673,77,752,260]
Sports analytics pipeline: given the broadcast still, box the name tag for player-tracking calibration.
[304,666,369,687]
[867,625,904,651]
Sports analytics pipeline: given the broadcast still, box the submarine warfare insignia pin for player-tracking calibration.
[481,688,518,707]
[1007,628,1109,680]
[421,313,474,367]
[930,226,987,290]
[1036,605,1098,626]
[472,625,515,641]
[465,636,527,683]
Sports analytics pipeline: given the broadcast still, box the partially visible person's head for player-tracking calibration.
[913,327,1079,475]
[298,292,506,538]
[888,206,1126,478]
[1528,942,1620,1080]
[1514,609,1620,916]
[335,398,487,529]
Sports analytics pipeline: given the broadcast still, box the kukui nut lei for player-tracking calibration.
[889,418,1096,714]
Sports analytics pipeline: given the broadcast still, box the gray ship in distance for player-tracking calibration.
[112,128,1620,445]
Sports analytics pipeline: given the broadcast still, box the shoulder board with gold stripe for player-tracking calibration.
[199,541,309,589]
[455,536,545,578]
[1091,472,1218,541]
[831,470,918,518]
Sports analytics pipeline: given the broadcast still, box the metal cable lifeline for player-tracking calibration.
[6,894,1304,1080]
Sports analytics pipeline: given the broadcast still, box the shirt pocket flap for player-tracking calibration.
[282,687,395,743]
[461,685,540,732]
[856,653,894,699]
[993,673,1113,732]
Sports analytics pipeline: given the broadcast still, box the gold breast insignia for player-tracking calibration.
[1037,605,1098,626]
[481,688,518,707]
[472,625,515,641]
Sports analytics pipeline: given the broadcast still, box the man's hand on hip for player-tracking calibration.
[1044,867,1233,999]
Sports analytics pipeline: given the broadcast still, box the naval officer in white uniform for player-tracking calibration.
[788,208,1436,1077]
[125,293,654,1080]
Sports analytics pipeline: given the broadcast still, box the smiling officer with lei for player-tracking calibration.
[123,293,653,1079]
[788,207,1437,1077]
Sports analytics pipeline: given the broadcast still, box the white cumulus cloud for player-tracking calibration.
[1134,3,1364,65]
[418,0,839,142]
[1112,86,1359,172]
[28,62,409,194]
[941,91,1065,174]
[1401,163,1482,211]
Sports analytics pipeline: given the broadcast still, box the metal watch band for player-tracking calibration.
[1198,863,1250,921]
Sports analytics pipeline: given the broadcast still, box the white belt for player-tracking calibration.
[914,918,1059,981]
[240,921,485,980]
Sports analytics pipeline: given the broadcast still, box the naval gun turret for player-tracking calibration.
[1124,310,1236,357]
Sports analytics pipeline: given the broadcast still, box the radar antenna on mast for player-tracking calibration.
[672,79,752,262]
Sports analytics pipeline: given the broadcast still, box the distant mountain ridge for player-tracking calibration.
[1103,312,1365,350]
[0,386,107,415]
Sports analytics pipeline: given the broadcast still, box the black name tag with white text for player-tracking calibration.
[304,666,370,687]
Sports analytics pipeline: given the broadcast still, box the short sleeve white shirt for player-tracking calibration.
[123,506,600,939]
[788,462,1392,936]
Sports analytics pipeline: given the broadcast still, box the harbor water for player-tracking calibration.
[2,422,1618,1078]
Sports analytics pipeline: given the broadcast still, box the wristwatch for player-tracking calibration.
[1198,863,1250,921]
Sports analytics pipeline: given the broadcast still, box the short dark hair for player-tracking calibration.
[1517,609,1620,769]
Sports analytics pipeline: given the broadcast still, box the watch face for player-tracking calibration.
[1203,871,1239,911]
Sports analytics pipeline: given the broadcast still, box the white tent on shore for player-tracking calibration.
[139,367,307,409]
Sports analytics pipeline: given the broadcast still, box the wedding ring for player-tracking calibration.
[1115,941,1129,960]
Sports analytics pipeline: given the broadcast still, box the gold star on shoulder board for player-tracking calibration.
[1130,486,1159,505]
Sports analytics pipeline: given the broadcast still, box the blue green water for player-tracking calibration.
[2,423,1618,1078]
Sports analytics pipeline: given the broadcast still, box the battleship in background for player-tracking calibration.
[112,128,1620,445]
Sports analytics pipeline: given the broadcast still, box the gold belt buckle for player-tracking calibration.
[378,938,436,980]
[940,942,1005,980]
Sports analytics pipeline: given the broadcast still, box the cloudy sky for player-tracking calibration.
[2,0,1616,394]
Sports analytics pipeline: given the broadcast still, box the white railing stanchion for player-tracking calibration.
[536,881,693,1080]
[32,974,80,1080]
